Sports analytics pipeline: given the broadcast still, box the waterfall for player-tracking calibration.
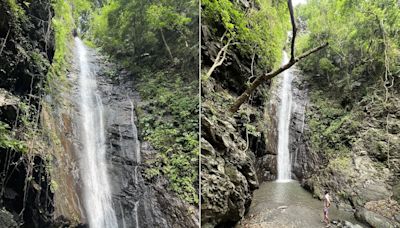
[277,52,293,182]
[128,98,141,164]
[75,37,118,228]
[129,97,141,227]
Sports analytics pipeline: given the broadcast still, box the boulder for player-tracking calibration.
[355,208,397,228]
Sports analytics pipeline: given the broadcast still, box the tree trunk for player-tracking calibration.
[160,28,173,60]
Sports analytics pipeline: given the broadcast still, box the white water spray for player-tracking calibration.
[277,52,293,182]
[129,98,141,165]
[75,37,118,228]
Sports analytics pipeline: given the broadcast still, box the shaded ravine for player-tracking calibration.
[240,48,366,227]
[70,39,198,228]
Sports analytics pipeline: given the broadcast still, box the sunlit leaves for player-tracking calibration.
[297,0,400,100]
[146,4,191,31]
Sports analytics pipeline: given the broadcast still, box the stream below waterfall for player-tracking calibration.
[237,182,366,228]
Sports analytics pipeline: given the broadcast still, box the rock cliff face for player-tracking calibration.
[0,1,66,226]
[67,47,198,228]
[201,79,260,228]
[201,7,268,225]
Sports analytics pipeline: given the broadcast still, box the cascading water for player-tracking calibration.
[277,51,293,182]
[129,98,141,165]
[75,37,118,228]
[129,97,141,227]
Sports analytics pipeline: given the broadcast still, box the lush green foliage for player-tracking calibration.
[298,0,400,167]
[307,93,360,158]
[137,70,199,204]
[146,4,191,31]
[50,0,75,80]
[50,0,94,81]
[89,0,198,70]
[202,0,289,70]
[297,0,400,103]
[0,0,52,94]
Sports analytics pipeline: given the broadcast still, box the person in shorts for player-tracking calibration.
[323,190,331,227]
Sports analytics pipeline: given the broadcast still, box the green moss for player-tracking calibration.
[50,179,59,193]
[307,91,362,159]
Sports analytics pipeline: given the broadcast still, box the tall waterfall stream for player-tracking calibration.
[75,37,118,228]
[277,52,293,182]
[240,41,365,226]
[70,37,187,228]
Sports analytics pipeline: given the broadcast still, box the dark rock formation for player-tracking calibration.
[201,1,270,226]
[201,89,259,227]
[0,150,55,227]
[288,69,319,181]
[0,88,20,125]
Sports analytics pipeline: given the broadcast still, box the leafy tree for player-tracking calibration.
[297,0,400,103]
[297,0,400,169]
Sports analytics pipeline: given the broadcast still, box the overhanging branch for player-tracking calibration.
[228,0,328,113]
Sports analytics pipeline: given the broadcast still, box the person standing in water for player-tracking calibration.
[323,190,331,227]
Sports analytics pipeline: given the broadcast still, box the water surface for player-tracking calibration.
[238,181,365,228]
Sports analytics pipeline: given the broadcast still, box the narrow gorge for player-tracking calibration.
[201,0,399,227]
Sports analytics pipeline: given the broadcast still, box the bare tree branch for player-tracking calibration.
[203,38,233,81]
[288,0,297,61]
[229,0,328,113]
[0,28,10,57]
[230,42,328,113]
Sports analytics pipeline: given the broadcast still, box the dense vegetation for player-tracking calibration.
[85,0,199,204]
[297,0,400,171]
[202,0,289,79]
